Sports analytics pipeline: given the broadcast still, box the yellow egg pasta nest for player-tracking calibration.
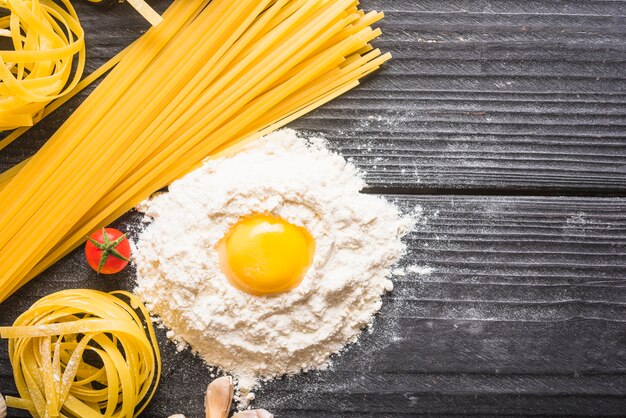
[0,0,85,130]
[0,289,160,418]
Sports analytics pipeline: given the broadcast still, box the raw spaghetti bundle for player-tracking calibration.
[0,0,85,129]
[0,290,161,417]
[0,0,390,302]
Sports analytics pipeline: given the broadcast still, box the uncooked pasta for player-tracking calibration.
[0,0,85,130]
[0,0,389,302]
[0,289,161,418]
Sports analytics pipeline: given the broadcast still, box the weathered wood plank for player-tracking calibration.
[2,0,626,193]
[299,0,626,192]
[250,195,626,417]
[2,196,626,417]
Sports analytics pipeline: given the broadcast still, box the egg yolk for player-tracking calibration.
[217,214,315,296]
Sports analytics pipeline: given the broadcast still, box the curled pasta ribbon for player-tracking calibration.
[86,0,163,26]
[0,0,85,130]
[0,289,161,418]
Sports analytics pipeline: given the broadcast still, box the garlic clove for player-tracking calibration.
[232,410,274,418]
[0,392,6,418]
[205,376,234,418]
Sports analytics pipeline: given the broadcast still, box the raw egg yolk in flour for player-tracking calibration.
[217,214,316,296]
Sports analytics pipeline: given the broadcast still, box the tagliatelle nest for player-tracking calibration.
[0,290,160,418]
[0,0,85,129]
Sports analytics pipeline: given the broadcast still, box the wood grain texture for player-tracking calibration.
[292,0,626,193]
[1,0,626,193]
[2,196,626,417]
[1,0,626,417]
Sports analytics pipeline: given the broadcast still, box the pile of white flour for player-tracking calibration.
[134,129,413,397]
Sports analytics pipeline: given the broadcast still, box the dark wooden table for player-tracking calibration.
[1,1,626,416]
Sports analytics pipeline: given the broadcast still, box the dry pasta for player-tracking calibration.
[0,289,161,418]
[0,0,85,130]
[0,0,390,302]
[86,0,163,26]
[0,0,163,151]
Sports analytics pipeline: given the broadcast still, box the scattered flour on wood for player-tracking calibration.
[407,265,434,275]
[392,265,434,277]
[133,129,415,403]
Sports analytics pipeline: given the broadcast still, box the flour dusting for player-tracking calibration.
[133,129,413,400]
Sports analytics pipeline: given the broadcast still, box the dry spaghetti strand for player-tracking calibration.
[0,0,389,302]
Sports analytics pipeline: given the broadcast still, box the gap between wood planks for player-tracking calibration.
[363,186,626,198]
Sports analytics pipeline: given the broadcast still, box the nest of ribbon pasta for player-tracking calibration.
[0,0,85,130]
[0,290,161,418]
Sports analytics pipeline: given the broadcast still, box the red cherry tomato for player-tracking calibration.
[85,228,131,274]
